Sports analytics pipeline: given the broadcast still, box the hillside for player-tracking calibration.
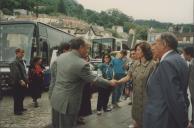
[1,0,193,40]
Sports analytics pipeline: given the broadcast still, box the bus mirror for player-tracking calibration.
[32,38,35,43]
[32,41,37,48]
[39,38,45,42]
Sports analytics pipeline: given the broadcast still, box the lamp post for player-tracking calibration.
[129,28,135,49]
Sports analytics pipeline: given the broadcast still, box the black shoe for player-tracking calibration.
[77,119,85,125]
[34,102,39,107]
[113,103,121,108]
[104,108,112,112]
[21,108,27,111]
[128,102,132,105]
[97,111,102,115]
[124,96,128,100]
[0,96,3,100]
[14,112,23,115]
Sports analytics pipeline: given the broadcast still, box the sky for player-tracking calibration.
[77,0,194,24]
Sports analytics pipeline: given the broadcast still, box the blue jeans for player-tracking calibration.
[112,73,125,104]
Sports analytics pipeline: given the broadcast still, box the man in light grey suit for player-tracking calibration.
[143,32,189,128]
[50,37,116,128]
[183,46,194,128]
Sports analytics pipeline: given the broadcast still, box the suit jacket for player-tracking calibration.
[189,59,194,98]
[10,57,28,86]
[143,51,189,128]
[50,50,110,115]
[188,58,194,124]
[48,60,57,99]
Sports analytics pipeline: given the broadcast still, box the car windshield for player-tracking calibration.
[0,23,35,65]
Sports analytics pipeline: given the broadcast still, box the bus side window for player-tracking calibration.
[42,41,49,66]
[31,39,37,57]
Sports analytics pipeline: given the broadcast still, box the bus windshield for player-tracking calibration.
[0,23,35,65]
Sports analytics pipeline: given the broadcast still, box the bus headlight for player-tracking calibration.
[0,68,10,72]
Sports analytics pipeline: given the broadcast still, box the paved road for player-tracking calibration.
[77,103,132,128]
[0,92,132,128]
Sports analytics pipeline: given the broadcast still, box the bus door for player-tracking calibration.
[39,38,50,89]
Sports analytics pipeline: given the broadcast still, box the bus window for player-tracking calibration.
[41,41,49,66]
[0,23,35,65]
[38,22,74,64]
[31,38,37,57]
[92,38,115,58]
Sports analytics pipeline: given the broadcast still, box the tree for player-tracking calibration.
[0,0,20,14]
[2,8,12,15]
[57,0,66,14]
[73,4,84,19]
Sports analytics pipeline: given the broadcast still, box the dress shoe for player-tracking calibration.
[79,117,84,121]
[77,119,85,125]
[128,124,138,128]
[97,111,102,115]
[21,108,27,111]
[34,101,39,108]
[112,103,121,108]
[128,102,132,105]
[14,112,23,115]
[104,108,112,112]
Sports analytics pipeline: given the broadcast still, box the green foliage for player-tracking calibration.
[107,29,122,38]
[2,8,12,15]
[134,19,172,30]
[135,28,147,40]
[0,0,19,14]
[178,24,194,32]
[57,0,66,14]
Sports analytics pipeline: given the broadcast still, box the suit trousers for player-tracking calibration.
[52,108,59,128]
[191,97,194,125]
[13,85,25,113]
[53,109,77,128]
[0,87,3,100]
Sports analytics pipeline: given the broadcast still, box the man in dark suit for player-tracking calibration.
[143,32,189,128]
[50,37,117,128]
[10,48,28,115]
[183,46,194,127]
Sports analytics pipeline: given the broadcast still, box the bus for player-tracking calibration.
[91,37,129,58]
[0,20,74,92]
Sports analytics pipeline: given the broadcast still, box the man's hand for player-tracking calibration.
[26,84,29,88]
[187,121,193,128]
[20,80,25,86]
[110,79,118,87]
[20,80,28,88]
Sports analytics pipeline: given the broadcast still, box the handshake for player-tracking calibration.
[109,79,120,87]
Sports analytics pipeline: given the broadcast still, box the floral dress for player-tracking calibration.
[128,60,155,127]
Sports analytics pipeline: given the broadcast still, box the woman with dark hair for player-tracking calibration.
[57,43,70,56]
[117,42,156,128]
[96,54,113,115]
[28,56,44,107]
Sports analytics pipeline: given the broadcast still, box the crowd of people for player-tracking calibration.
[10,32,194,128]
